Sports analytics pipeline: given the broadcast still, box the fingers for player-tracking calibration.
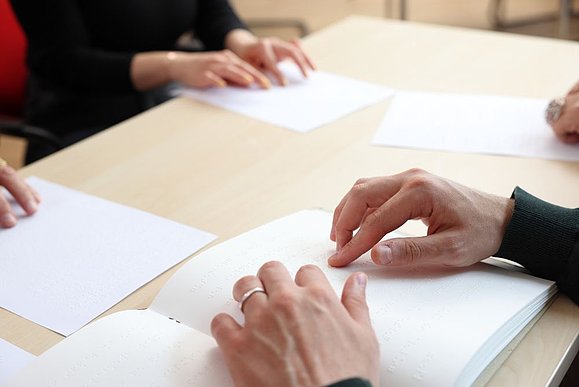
[257,261,293,295]
[329,189,421,267]
[211,312,242,350]
[294,264,332,289]
[260,41,287,86]
[0,194,17,228]
[341,272,371,327]
[0,165,40,219]
[291,39,317,71]
[331,177,406,252]
[233,275,267,316]
[201,70,226,88]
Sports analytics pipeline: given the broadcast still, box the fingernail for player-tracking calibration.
[377,244,392,265]
[1,213,17,228]
[282,78,288,86]
[262,78,271,89]
[26,200,38,214]
[356,273,367,289]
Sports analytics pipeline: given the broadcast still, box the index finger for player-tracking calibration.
[328,191,418,267]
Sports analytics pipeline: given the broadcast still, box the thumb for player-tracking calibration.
[370,234,454,267]
[341,272,371,327]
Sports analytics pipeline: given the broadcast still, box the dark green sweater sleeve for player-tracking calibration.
[326,378,372,387]
[495,187,579,304]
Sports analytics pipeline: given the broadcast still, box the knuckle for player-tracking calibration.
[234,276,257,295]
[308,285,334,306]
[403,240,423,264]
[271,290,299,316]
[354,177,368,186]
[259,260,282,274]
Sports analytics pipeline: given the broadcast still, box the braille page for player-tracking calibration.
[150,209,555,387]
[372,91,579,161]
[177,61,394,133]
[2,310,232,387]
[0,177,216,336]
[0,339,35,385]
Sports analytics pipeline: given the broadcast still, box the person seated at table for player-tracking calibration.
[547,80,579,144]
[0,157,40,228]
[212,169,578,387]
[11,0,315,164]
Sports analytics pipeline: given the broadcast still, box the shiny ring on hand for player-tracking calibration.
[239,287,267,313]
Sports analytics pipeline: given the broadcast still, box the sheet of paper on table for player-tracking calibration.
[0,177,216,336]
[372,91,579,161]
[177,61,394,133]
[0,339,35,385]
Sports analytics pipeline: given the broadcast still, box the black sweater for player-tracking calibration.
[10,0,246,150]
[496,187,579,304]
[11,0,245,93]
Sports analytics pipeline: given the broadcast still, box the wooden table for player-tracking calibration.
[3,16,579,386]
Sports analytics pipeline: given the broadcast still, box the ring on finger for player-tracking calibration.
[239,287,267,313]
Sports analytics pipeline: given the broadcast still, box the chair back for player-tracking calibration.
[0,0,27,117]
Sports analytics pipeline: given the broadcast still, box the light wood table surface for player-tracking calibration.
[2,16,579,386]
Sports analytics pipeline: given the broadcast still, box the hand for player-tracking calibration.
[0,161,40,228]
[211,261,379,387]
[550,81,579,144]
[226,30,316,86]
[328,169,514,268]
[167,50,271,89]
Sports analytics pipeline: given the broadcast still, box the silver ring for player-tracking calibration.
[239,287,266,313]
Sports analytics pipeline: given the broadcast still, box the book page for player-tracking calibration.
[372,91,579,161]
[2,310,233,387]
[177,61,394,133]
[0,339,35,385]
[0,177,216,336]
[150,209,555,386]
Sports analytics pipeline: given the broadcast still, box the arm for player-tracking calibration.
[496,188,579,303]
[328,169,579,303]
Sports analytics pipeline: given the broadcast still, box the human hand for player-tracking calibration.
[550,81,579,144]
[328,169,514,268]
[0,160,40,228]
[167,50,271,89]
[211,261,379,387]
[226,30,316,86]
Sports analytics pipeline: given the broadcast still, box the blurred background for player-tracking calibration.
[2,0,578,167]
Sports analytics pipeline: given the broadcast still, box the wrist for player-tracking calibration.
[165,51,180,82]
[225,29,258,56]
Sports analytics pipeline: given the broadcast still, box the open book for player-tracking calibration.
[3,210,556,387]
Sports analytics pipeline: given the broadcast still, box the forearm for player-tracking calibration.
[495,187,579,303]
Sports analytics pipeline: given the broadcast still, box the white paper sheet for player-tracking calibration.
[178,62,394,133]
[372,91,579,161]
[0,339,35,385]
[0,177,216,336]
